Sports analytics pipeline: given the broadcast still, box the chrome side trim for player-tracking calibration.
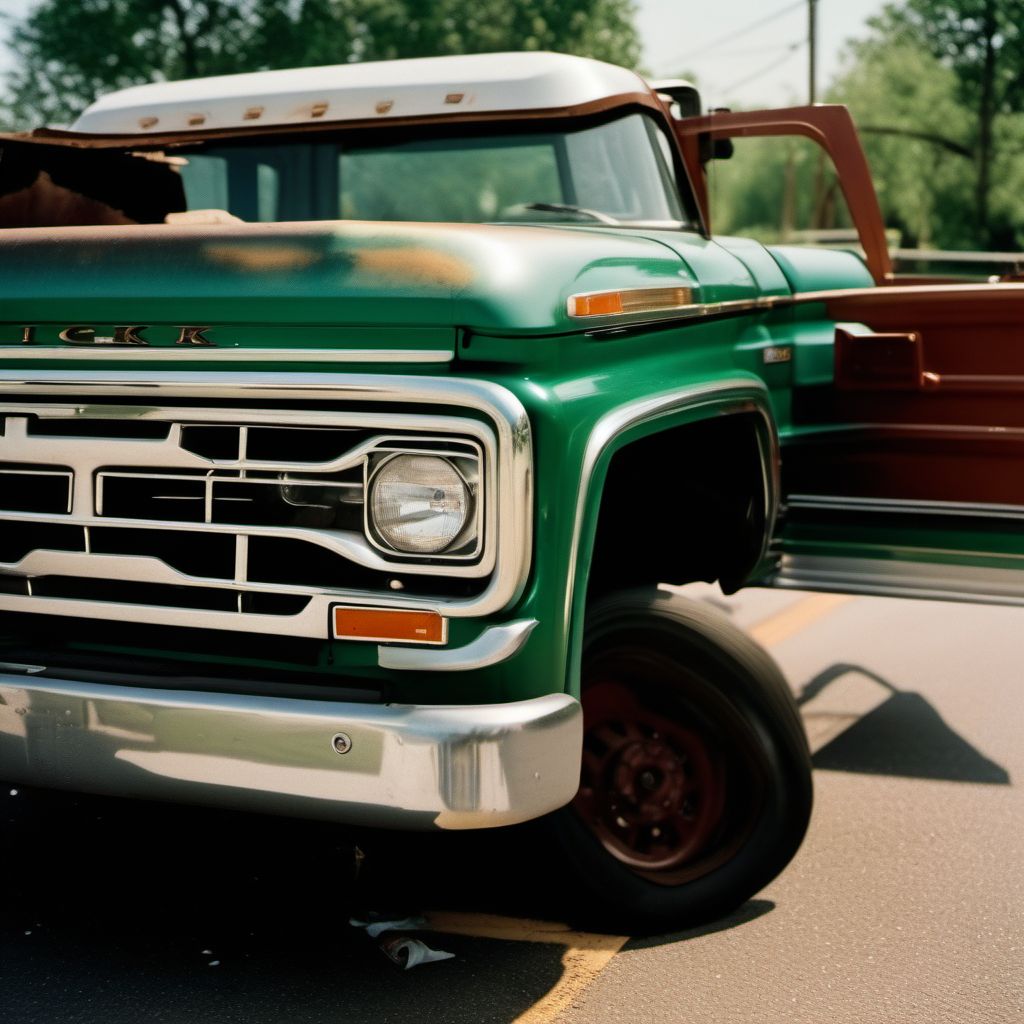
[571,294,790,331]
[0,372,533,623]
[0,677,582,829]
[378,618,538,671]
[566,376,779,631]
[0,347,455,364]
[788,494,1024,522]
[772,554,1024,607]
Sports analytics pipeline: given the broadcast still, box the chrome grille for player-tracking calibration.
[0,397,515,638]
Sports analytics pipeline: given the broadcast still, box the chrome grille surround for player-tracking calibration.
[0,371,533,638]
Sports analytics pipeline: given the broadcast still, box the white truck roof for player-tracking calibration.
[71,51,653,135]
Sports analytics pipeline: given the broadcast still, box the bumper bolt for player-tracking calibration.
[332,732,353,755]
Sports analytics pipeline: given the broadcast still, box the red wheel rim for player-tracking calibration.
[570,646,762,886]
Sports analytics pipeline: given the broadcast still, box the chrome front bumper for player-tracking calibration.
[0,674,582,829]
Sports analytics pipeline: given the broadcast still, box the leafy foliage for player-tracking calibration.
[708,136,851,245]
[829,43,977,249]
[1,0,641,129]
[841,0,1024,248]
[710,1,1024,251]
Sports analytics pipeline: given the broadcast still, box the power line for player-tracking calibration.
[658,0,806,71]
[719,41,804,95]
[705,40,805,60]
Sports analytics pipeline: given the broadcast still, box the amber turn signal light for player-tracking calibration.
[567,286,694,319]
[333,606,447,644]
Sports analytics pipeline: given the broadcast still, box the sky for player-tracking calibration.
[637,0,889,106]
[0,0,889,109]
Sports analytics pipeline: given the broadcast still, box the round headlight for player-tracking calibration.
[369,454,472,554]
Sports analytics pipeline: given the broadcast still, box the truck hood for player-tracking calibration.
[0,221,719,349]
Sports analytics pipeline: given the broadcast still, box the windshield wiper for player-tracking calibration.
[521,202,621,225]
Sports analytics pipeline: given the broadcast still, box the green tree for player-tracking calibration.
[846,0,1024,248]
[829,43,977,249]
[1,0,641,129]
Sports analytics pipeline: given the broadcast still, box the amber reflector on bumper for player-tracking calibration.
[568,286,694,319]
[333,606,447,644]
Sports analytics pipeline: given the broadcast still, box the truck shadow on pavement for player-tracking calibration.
[0,790,575,1024]
[0,787,775,1024]
[798,663,1010,785]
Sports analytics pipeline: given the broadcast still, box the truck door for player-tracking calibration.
[675,106,1024,606]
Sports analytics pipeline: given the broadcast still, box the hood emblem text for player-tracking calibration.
[21,325,214,347]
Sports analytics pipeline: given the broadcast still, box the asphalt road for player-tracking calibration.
[1,588,1022,1023]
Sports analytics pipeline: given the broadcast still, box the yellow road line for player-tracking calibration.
[425,912,627,1024]
[750,592,852,648]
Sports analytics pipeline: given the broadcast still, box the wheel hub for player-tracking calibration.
[573,674,730,878]
[610,739,686,823]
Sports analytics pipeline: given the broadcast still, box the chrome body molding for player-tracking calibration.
[565,376,780,631]
[0,676,582,829]
[772,554,1024,607]
[0,347,455,364]
[788,493,1024,522]
[0,372,533,628]
[572,294,791,332]
[378,618,538,671]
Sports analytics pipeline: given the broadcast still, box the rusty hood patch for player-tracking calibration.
[0,219,697,338]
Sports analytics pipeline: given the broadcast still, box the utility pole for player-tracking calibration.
[808,0,818,103]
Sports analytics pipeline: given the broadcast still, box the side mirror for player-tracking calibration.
[651,79,702,120]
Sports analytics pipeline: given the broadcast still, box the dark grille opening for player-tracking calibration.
[0,465,71,513]
[90,526,235,580]
[28,418,171,439]
[248,536,378,590]
[99,472,206,522]
[274,474,364,530]
[30,577,310,616]
[99,468,364,530]
[0,521,84,562]
[247,536,487,598]
[180,425,241,460]
[210,480,296,527]
[1,612,390,698]
[179,424,375,464]
[241,592,311,615]
[246,426,365,463]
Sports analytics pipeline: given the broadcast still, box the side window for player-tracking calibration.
[179,153,228,211]
[178,145,326,221]
[707,136,856,247]
[564,114,682,222]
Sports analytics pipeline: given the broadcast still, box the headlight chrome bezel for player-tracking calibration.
[363,442,484,562]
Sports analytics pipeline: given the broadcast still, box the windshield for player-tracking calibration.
[177,112,690,227]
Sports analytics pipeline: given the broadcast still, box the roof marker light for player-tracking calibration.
[188,114,206,126]
[567,286,695,319]
[138,116,158,129]
[311,102,329,118]
[375,100,394,114]
[445,92,465,104]
[243,106,264,120]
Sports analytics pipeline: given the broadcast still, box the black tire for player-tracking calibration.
[545,587,812,934]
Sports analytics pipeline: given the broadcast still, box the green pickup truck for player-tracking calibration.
[1,51,1020,931]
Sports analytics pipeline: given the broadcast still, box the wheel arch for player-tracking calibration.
[564,377,779,693]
